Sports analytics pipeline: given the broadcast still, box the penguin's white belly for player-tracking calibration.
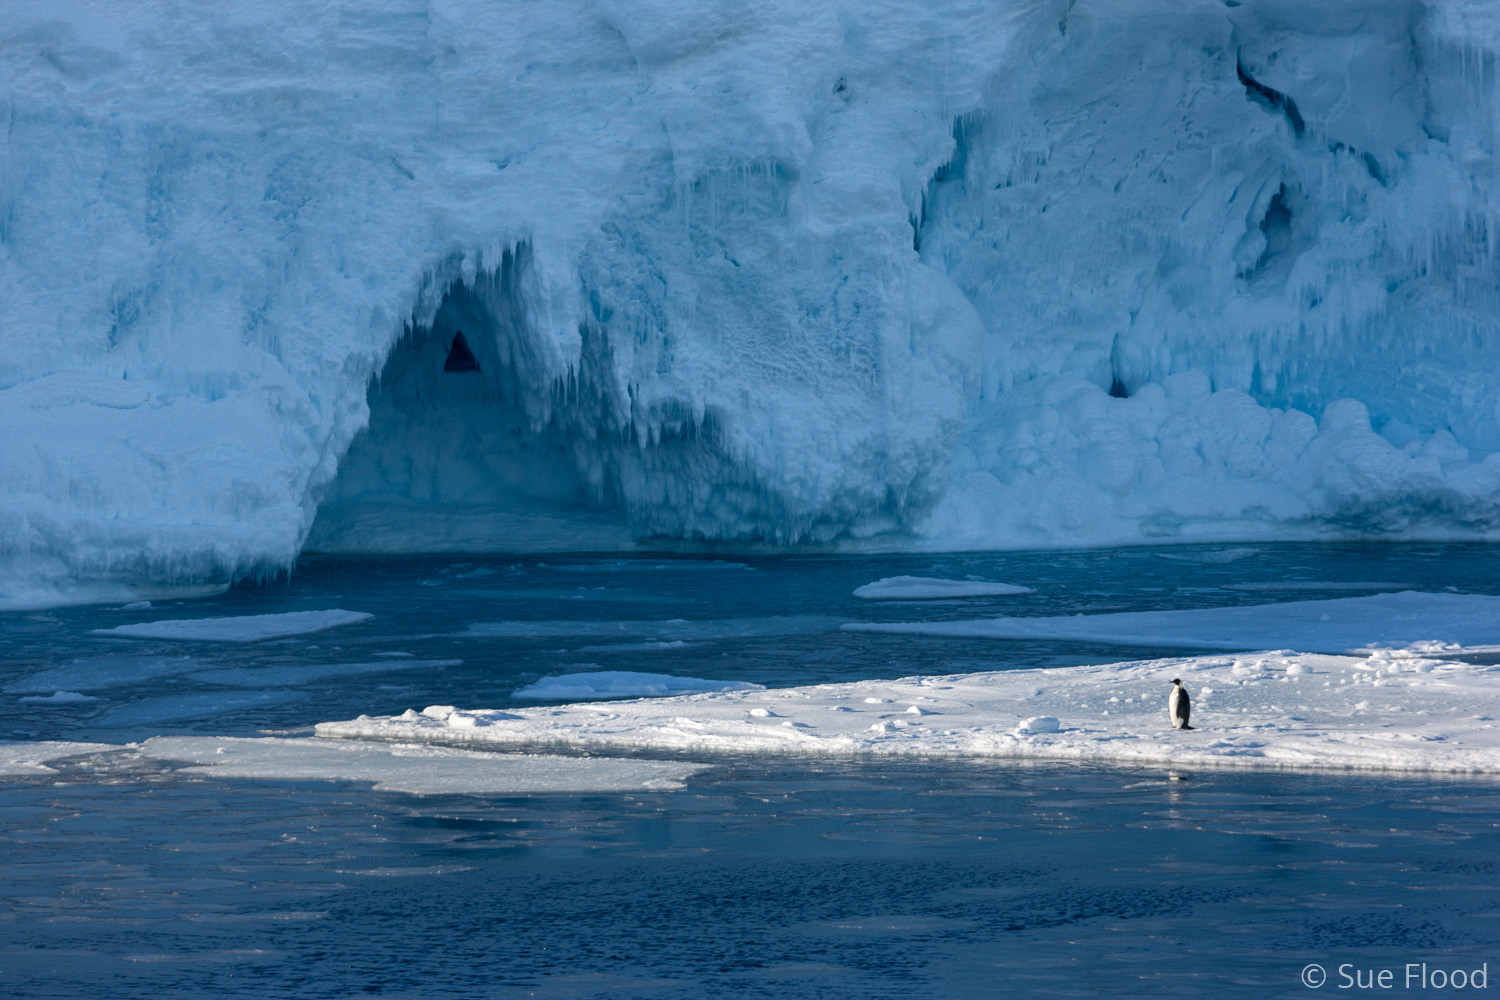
[1169,687,1188,728]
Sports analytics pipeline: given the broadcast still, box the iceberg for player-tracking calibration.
[6,1,1500,606]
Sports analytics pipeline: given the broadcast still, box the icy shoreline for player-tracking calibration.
[317,650,1500,774]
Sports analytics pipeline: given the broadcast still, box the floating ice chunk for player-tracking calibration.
[853,576,1034,600]
[18,691,100,704]
[95,690,305,727]
[447,712,478,729]
[1155,549,1260,564]
[422,705,457,720]
[542,560,753,574]
[846,593,1500,656]
[137,737,705,795]
[6,655,199,694]
[92,610,373,643]
[1016,717,1061,733]
[467,617,839,641]
[512,671,764,700]
[1223,581,1412,592]
[0,741,115,775]
[188,659,461,689]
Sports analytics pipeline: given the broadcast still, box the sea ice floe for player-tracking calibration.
[317,649,1500,773]
[5,655,200,694]
[853,577,1034,600]
[91,610,373,643]
[18,691,101,704]
[0,741,115,775]
[97,690,306,728]
[512,671,765,700]
[844,592,1500,656]
[1155,549,1260,564]
[136,737,705,794]
[1221,581,1412,592]
[465,616,841,641]
[187,659,461,689]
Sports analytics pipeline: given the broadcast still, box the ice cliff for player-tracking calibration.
[3,0,1500,607]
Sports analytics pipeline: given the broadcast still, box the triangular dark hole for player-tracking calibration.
[443,331,480,372]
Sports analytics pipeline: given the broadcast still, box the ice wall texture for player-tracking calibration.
[2,0,1499,606]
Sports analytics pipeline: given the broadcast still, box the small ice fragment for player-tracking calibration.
[400,709,420,721]
[869,721,892,733]
[863,697,891,704]
[447,713,477,729]
[121,601,153,610]
[1016,716,1061,734]
[749,707,777,718]
[1285,663,1308,676]
[904,705,929,715]
[422,705,456,721]
[831,705,853,712]
[19,690,100,704]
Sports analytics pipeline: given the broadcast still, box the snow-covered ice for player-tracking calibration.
[318,649,1500,773]
[512,671,765,700]
[845,592,1500,655]
[91,610,373,643]
[136,737,704,795]
[7,1,1500,607]
[853,577,1034,600]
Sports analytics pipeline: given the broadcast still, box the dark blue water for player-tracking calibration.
[3,544,1500,997]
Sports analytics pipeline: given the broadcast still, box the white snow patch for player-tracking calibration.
[137,737,705,795]
[853,576,1034,600]
[844,592,1500,655]
[317,650,1500,773]
[92,610,373,643]
[513,671,765,700]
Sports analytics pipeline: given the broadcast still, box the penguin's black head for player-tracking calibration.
[1170,678,1181,685]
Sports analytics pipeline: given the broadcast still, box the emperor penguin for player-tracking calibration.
[1168,679,1194,730]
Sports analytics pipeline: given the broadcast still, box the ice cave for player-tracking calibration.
[4,0,1500,606]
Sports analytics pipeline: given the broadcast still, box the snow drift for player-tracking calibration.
[4,0,1500,606]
